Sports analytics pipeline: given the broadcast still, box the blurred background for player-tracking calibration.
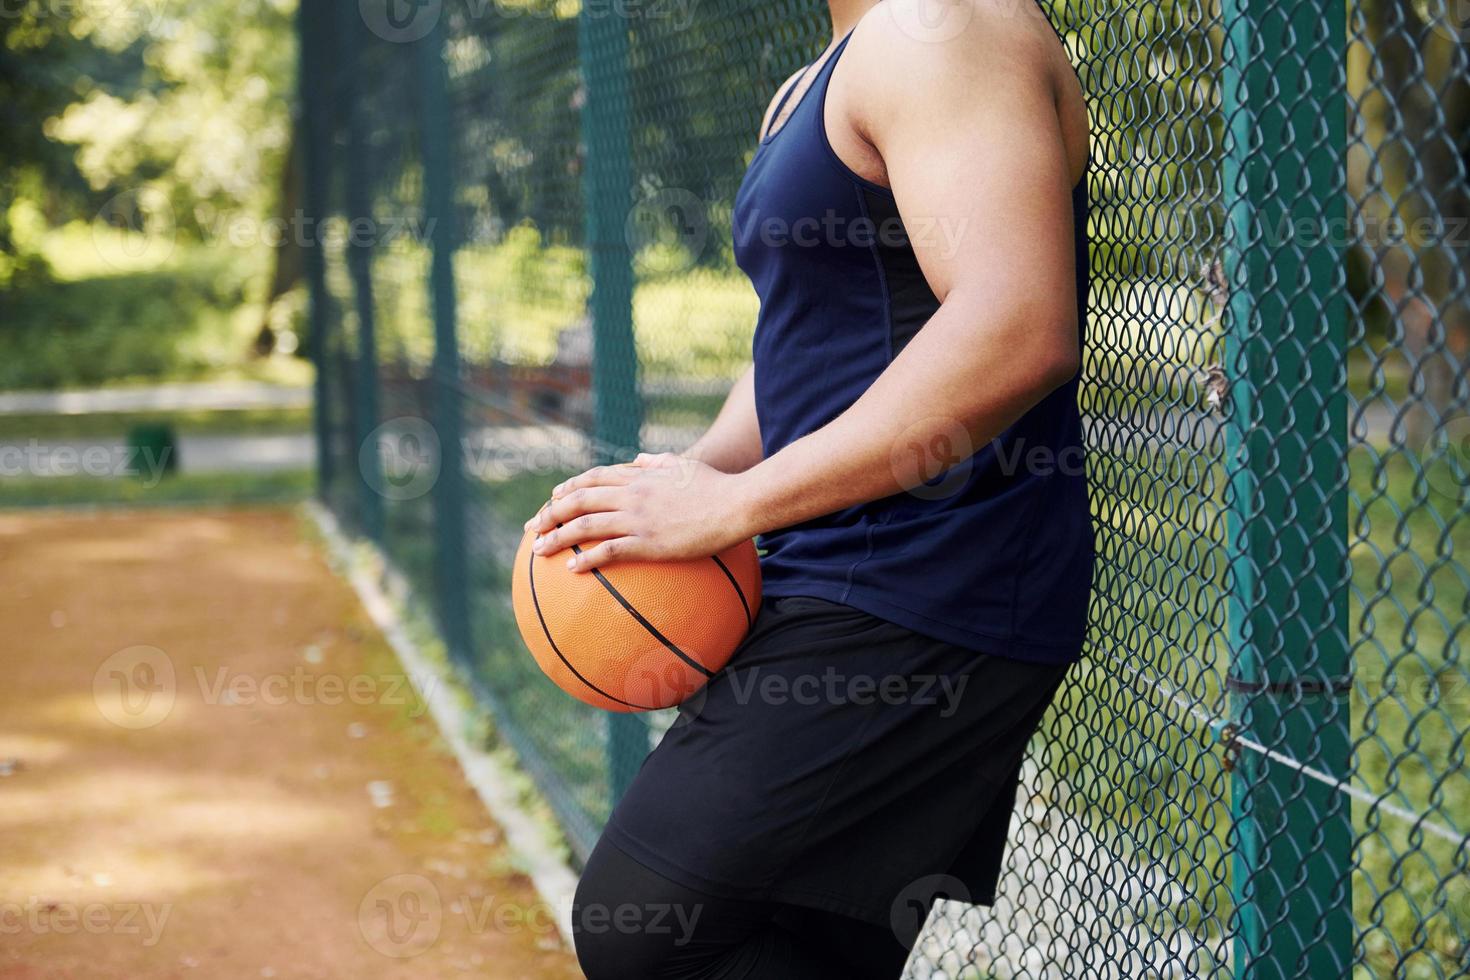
[3,0,1469,977]
[2,0,307,506]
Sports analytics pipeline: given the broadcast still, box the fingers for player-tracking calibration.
[531,510,632,556]
[523,454,683,572]
[550,463,639,501]
[527,485,626,533]
[564,537,641,572]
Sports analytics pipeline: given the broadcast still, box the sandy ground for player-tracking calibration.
[0,508,582,980]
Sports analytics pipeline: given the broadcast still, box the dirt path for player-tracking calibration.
[0,508,582,980]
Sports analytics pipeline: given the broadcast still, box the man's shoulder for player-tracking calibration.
[844,0,1058,89]
[837,0,1085,182]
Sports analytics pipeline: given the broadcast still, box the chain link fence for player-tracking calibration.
[298,0,1470,974]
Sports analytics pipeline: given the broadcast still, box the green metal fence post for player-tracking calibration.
[577,4,647,803]
[1221,0,1351,974]
[414,19,473,667]
[298,0,334,500]
[340,0,383,542]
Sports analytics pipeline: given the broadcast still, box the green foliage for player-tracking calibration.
[0,0,130,276]
[0,225,268,389]
[2,0,295,253]
[339,223,756,381]
[1,0,297,381]
[47,0,296,237]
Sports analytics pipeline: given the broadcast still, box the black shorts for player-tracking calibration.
[601,595,1071,930]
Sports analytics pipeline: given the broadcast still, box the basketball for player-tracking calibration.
[511,526,761,712]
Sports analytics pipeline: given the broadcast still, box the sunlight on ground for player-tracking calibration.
[1,509,580,979]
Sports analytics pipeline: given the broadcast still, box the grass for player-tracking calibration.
[1021,442,1469,977]
[0,470,312,508]
[0,406,312,439]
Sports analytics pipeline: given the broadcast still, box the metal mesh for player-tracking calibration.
[299,0,1470,973]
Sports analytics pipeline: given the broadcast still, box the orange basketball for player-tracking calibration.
[510,527,761,712]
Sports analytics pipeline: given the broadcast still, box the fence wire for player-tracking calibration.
[298,0,1470,975]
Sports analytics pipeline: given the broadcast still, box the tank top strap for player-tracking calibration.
[760,31,857,143]
[803,31,855,132]
[813,30,855,92]
[761,60,817,142]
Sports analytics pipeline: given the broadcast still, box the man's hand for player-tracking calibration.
[524,453,754,572]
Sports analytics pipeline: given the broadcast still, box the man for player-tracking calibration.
[529,0,1093,974]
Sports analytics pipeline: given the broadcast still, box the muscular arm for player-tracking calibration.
[528,4,1085,570]
[727,10,1082,532]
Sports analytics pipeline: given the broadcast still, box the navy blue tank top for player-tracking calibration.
[732,31,1094,664]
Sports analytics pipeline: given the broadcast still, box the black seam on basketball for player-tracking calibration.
[528,545,658,711]
[709,553,752,627]
[571,543,716,679]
